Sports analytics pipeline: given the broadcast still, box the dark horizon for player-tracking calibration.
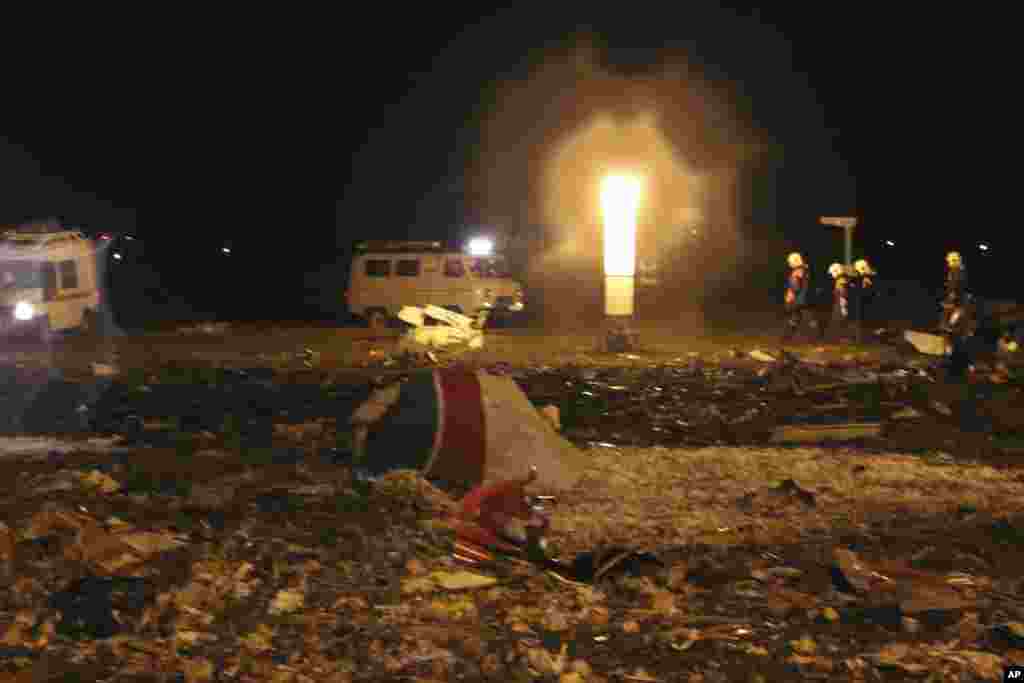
[2,6,1017,322]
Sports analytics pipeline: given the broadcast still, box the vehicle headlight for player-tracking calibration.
[13,301,35,321]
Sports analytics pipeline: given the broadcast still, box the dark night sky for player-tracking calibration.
[2,6,1015,319]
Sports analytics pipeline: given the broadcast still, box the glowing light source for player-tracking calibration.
[467,237,493,256]
[885,240,895,247]
[600,175,642,277]
[600,174,642,317]
[222,246,232,254]
[13,301,34,321]
[979,243,989,251]
[113,252,122,260]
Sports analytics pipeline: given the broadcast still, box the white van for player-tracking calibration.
[0,224,103,340]
[346,240,524,329]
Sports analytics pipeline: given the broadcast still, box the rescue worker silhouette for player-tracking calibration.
[782,252,818,342]
[940,251,976,378]
[828,262,852,341]
[941,251,969,332]
[852,258,876,328]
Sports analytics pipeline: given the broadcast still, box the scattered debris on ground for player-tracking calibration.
[0,429,1021,681]
[1,332,1023,681]
[177,322,231,336]
[397,305,486,355]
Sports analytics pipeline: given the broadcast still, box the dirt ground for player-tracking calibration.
[0,313,914,372]
[2,321,1023,682]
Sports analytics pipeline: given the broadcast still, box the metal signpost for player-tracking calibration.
[820,216,860,342]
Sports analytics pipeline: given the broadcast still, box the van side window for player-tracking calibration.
[59,260,79,289]
[365,259,390,277]
[444,258,465,278]
[396,259,420,277]
[469,257,508,278]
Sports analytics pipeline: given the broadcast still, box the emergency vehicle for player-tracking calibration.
[345,240,524,329]
[0,222,103,340]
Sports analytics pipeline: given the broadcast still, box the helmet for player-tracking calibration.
[787,252,804,268]
[854,259,873,275]
[946,251,961,267]
[828,263,843,279]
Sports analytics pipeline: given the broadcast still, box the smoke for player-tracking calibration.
[463,41,767,325]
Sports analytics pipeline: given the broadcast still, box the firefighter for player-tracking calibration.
[940,251,968,331]
[854,258,875,287]
[853,258,877,327]
[828,262,851,340]
[783,252,818,342]
[939,251,977,377]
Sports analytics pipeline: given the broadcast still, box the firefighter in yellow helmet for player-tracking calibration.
[939,250,978,378]
[827,262,851,340]
[783,252,818,342]
[852,258,877,328]
[854,258,874,282]
[940,251,968,331]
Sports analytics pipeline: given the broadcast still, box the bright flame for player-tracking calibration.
[600,175,642,277]
[467,237,493,256]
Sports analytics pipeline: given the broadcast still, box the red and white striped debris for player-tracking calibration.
[349,367,587,493]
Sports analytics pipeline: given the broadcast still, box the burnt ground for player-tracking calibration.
[1,326,1024,681]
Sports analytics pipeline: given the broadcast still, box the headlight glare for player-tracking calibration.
[13,302,35,321]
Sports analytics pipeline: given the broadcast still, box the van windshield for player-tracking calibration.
[468,256,510,278]
[0,261,41,289]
